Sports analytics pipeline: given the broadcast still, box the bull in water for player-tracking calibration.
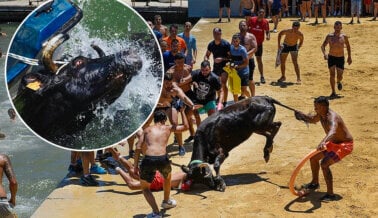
[16,33,143,144]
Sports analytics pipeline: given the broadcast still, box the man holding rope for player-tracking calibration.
[294,96,353,201]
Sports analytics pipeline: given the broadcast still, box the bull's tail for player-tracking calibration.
[269,97,298,112]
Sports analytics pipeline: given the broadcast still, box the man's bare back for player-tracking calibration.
[143,125,172,156]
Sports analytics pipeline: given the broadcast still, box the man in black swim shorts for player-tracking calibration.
[134,110,189,217]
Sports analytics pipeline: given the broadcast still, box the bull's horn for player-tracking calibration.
[198,163,212,177]
[41,33,69,74]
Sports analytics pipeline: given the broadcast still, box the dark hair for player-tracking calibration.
[169,24,178,31]
[335,21,342,25]
[213,27,222,33]
[171,38,179,45]
[232,33,241,39]
[164,72,173,81]
[154,110,167,123]
[293,21,300,27]
[314,96,329,107]
[174,53,185,60]
[201,60,211,68]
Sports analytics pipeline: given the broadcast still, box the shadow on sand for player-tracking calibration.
[284,192,343,213]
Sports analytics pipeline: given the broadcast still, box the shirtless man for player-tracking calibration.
[321,21,352,98]
[294,96,353,201]
[153,15,168,38]
[239,20,258,96]
[277,21,304,84]
[239,0,256,20]
[166,53,193,155]
[0,154,17,218]
[133,109,188,217]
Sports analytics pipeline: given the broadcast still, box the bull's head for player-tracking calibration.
[182,161,216,189]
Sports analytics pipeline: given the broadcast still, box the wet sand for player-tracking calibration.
[33,17,378,217]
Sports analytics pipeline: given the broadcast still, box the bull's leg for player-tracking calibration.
[214,148,227,192]
[256,121,282,163]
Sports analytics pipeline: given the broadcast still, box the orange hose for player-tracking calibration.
[289,149,322,196]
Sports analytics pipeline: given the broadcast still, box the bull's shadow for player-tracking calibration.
[284,192,343,213]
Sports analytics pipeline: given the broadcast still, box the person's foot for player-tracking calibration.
[184,135,194,143]
[228,18,231,22]
[349,20,354,24]
[146,212,162,218]
[90,164,107,174]
[320,193,336,201]
[68,164,83,174]
[217,18,222,23]
[330,92,337,98]
[314,19,318,25]
[161,198,177,209]
[273,29,277,33]
[296,79,302,84]
[357,20,361,24]
[238,95,246,101]
[277,76,286,83]
[323,19,327,23]
[260,76,266,84]
[179,146,186,156]
[80,175,99,186]
[301,182,320,190]
[337,82,343,90]
[373,17,377,21]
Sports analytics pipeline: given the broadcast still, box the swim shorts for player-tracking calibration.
[314,0,325,5]
[150,171,165,191]
[0,199,15,218]
[219,0,231,8]
[271,8,281,16]
[281,44,298,54]
[197,100,217,114]
[323,141,353,162]
[171,97,184,111]
[327,55,345,69]
[242,8,254,17]
[140,155,172,183]
[248,58,256,81]
[255,45,263,57]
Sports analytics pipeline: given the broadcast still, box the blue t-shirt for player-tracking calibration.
[153,30,162,41]
[163,51,175,72]
[178,32,197,65]
[230,45,249,76]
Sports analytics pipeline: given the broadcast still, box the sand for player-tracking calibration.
[33,17,378,217]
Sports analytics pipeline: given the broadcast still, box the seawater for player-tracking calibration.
[1,24,70,218]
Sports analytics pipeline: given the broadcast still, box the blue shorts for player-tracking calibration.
[242,8,254,16]
[197,101,216,114]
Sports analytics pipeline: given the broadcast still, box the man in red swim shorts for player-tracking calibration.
[294,96,354,201]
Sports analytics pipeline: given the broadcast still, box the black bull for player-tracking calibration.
[17,33,143,142]
[182,96,297,191]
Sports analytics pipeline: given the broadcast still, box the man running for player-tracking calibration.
[321,21,352,98]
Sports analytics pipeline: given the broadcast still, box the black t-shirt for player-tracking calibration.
[191,69,221,104]
[207,39,231,74]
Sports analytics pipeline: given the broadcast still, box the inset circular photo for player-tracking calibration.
[5,0,163,150]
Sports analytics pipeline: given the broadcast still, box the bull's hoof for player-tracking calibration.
[214,176,226,192]
[264,150,270,163]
